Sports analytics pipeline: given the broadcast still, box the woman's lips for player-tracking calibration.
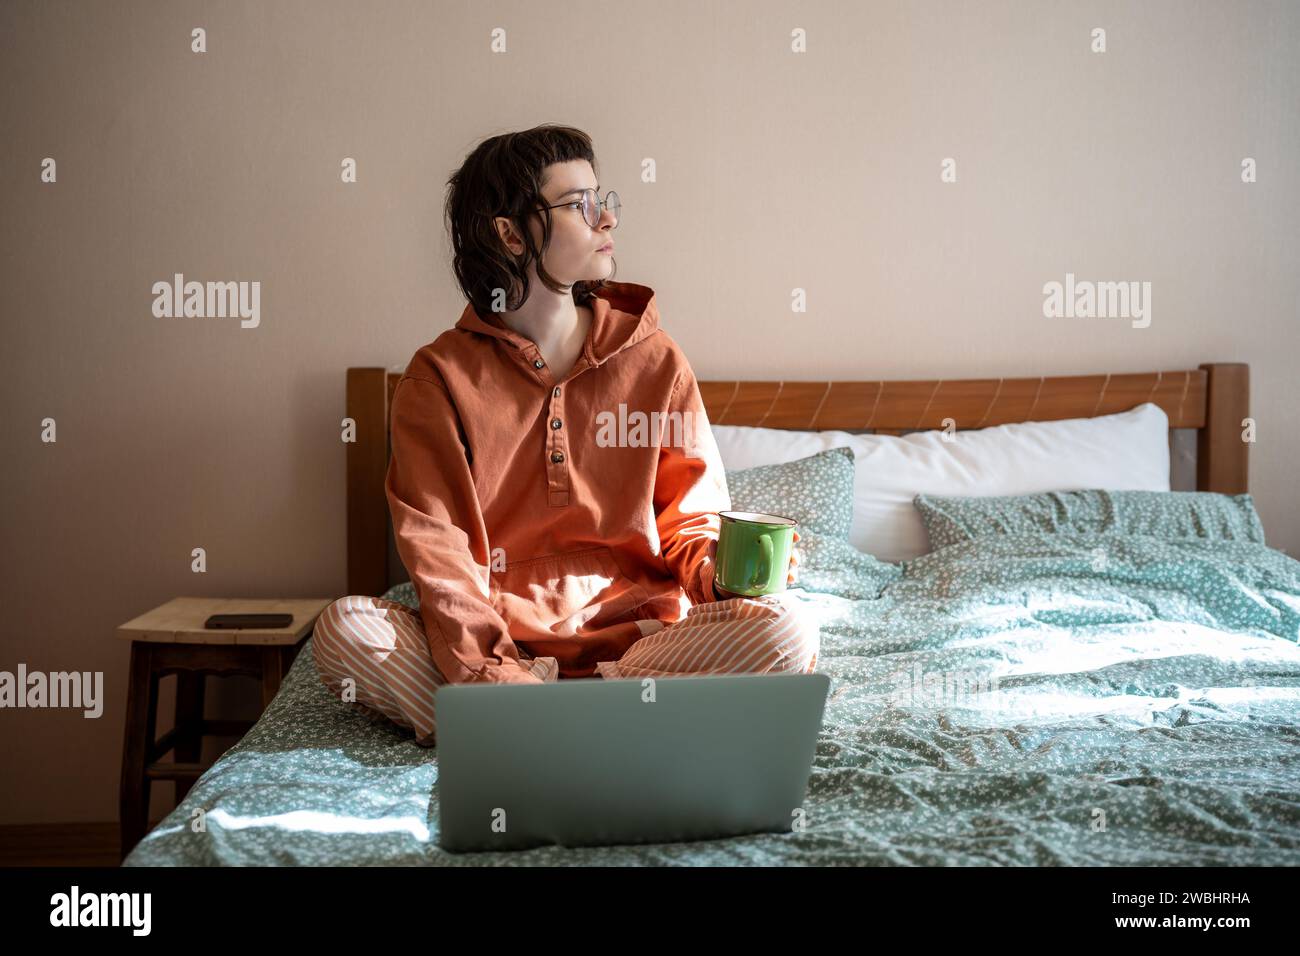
[597,244,614,253]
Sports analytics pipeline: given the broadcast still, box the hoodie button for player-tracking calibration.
[551,418,562,430]
[533,359,545,369]
[551,451,565,463]
[553,386,561,397]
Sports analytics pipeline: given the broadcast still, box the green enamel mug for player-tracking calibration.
[715,511,798,597]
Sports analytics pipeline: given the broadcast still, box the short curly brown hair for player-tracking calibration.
[444,124,616,317]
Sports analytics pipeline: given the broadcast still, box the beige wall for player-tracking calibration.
[2,0,1297,825]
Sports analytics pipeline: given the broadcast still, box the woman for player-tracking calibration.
[314,124,818,745]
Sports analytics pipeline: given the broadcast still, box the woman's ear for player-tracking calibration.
[493,215,525,256]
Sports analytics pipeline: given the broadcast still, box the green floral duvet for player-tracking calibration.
[124,532,1300,866]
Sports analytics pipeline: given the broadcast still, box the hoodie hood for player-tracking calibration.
[454,281,661,368]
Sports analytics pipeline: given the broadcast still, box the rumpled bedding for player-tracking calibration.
[124,532,1300,865]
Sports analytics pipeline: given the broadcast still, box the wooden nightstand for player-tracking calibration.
[116,596,332,861]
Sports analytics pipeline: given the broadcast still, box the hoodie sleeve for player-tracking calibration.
[652,361,733,605]
[385,375,541,685]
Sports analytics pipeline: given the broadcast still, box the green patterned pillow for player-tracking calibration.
[725,446,855,537]
[726,446,901,599]
[914,489,1266,551]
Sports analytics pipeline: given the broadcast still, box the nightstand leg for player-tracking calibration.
[119,642,156,861]
[174,671,206,802]
[281,639,303,673]
[260,646,285,711]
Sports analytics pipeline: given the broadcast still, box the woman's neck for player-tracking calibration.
[500,288,580,347]
[500,290,592,379]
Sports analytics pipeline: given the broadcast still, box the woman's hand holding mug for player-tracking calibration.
[712,522,800,598]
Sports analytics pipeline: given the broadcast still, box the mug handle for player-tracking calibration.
[748,533,774,590]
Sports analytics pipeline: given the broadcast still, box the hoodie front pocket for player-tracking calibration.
[492,546,650,640]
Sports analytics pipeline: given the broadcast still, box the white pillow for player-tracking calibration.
[713,402,1171,563]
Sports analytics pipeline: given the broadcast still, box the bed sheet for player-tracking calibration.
[124,532,1300,865]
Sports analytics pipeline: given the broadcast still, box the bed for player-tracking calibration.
[122,362,1300,865]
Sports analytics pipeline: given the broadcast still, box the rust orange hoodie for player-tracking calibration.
[385,281,731,684]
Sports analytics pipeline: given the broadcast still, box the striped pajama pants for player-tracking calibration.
[312,593,821,747]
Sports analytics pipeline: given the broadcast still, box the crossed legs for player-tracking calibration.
[312,592,820,746]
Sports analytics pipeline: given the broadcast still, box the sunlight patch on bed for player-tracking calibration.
[198,807,431,839]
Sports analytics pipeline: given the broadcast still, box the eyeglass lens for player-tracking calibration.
[585,189,620,228]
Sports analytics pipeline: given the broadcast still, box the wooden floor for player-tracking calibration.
[0,823,158,867]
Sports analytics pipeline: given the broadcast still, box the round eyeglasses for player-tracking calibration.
[539,188,620,229]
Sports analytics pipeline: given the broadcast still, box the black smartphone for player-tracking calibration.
[204,613,294,630]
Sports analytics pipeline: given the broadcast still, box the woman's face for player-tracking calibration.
[496,159,616,286]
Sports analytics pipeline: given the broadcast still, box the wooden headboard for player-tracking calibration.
[345,362,1249,596]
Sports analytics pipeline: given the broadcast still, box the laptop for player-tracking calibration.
[435,672,830,853]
